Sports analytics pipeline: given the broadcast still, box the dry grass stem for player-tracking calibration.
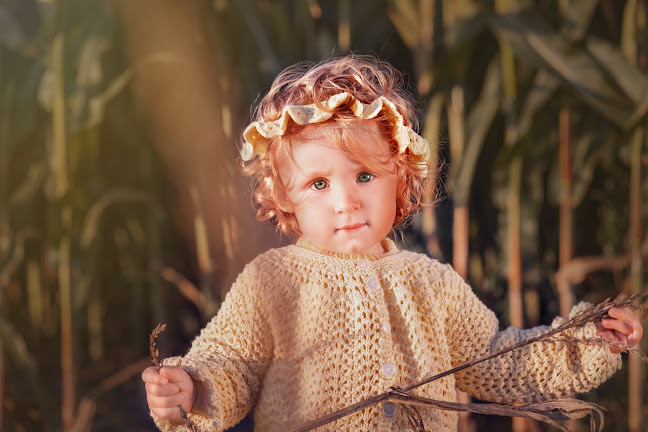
[149,323,167,370]
[179,404,198,432]
[291,293,647,432]
[545,337,648,363]
[160,266,208,313]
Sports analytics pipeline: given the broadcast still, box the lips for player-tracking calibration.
[336,223,366,232]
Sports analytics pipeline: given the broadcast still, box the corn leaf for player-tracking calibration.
[489,11,637,130]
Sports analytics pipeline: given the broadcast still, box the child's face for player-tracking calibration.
[279,123,397,255]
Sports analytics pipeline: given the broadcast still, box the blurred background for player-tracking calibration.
[0,0,646,431]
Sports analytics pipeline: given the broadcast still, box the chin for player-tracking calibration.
[343,241,379,255]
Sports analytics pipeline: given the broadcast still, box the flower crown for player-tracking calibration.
[241,92,431,176]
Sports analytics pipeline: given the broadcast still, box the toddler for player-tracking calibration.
[142,55,643,431]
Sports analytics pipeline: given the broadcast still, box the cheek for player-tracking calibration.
[389,193,398,222]
[379,183,398,224]
[292,198,322,228]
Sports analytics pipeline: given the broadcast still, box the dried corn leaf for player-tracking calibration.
[386,391,604,432]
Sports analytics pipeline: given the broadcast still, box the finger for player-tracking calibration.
[601,317,633,335]
[628,322,643,346]
[596,325,626,353]
[150,404,186,421]
[142,367,168,386]
[596,322,614,339]
[614,307,646,338]
[597,328,616,341]
[160,366,190,385]
[147,391,186,409]
[607,306,634,319]
[145,382,180,398]
[613,330,628,346]
[607,307,638,324]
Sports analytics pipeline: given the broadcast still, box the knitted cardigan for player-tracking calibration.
[153,237,621,432]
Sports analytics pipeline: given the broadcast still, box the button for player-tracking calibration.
[381,363,396,377]
[366,277,380,290]
[357,259,371,270]
[381,320,391,333]
[382,402,397,417]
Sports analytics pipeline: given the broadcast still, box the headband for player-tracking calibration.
[241,91,431,176]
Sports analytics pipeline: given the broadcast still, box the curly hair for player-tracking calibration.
[240,54,432,236]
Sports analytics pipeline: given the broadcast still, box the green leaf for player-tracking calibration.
[386,0,419,49]
[516,69,560,141]
[558,0,599,42]
[451,57,502,205]
[80,189,163,249]
[0,6,25,50]
[68,35,112,130]
[489,10,637,130]
[231,0,282,75]
[444,13,489,52]
[9,162,46,205]
[11,61,45,147]
[0,315,57,425]
[586,36,648,125]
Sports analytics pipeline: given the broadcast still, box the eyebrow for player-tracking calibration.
[298,168,330,179]
[299,159,367,177]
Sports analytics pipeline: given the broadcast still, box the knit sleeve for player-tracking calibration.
[439,267,622,403]
[152,263,274,432]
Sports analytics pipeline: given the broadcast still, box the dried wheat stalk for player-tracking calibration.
[291,293,647,432]
[149,323,166,370]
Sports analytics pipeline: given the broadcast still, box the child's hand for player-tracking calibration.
[596,307,644,354]
[142,366,197,422]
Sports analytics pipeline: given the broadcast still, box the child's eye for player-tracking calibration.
[357,173,373,183]
[313,180,328,190]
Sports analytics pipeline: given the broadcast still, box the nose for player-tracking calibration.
[333,184,361,214]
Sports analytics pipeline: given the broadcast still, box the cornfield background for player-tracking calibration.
[0,0,646,431]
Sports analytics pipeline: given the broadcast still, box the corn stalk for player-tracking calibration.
[420,93,444,258]
[448,86,468,278]
[496,1,534,429]
[415,0,435,95]
[451,169,476,431]
[190,186,217,318]
[338,0,351,51]
[557,108,575,318]
[51,32,76,429]
[446,84,476,432]
[0,318,3,429]
[557,108,581,432]
[627,124,644,432]
[0,50,7,432]
[621,1,645,430]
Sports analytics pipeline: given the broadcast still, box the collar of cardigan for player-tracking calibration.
[294,236,400,261]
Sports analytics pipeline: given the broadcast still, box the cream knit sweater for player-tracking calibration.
[154,238,621,432]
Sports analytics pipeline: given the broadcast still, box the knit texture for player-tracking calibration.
[153,238,621,432]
